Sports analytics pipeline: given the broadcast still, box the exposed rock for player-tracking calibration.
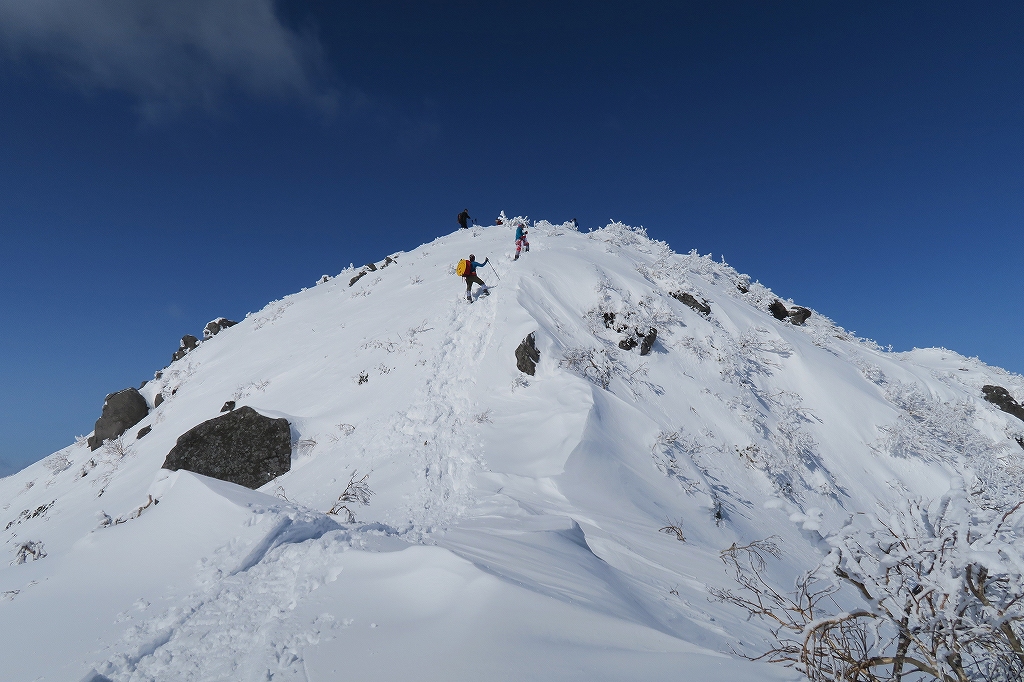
[769,300,790,321]
[349,270,367,287]
[381,256,395,268]
[221,401,236,413]
[203,318,237,340]
[671,292,711,316]
[515,333,541,375]
[139,380,148,389]
[736,276,750,294]
[1016,436,1024,451]
[639,328,657,356]
[603,312,627,333]
[317,275,331,284]
[789,307,812,325]
[982,385,1024,423]
[365,262,377,272]
[137,426,152,439]
[161,407,292,490]
[618,336,638,351]
[172,335,199,363]
[154,393,164,408]
[87,388,150,451]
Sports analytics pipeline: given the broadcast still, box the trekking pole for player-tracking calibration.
[488,260,501,282]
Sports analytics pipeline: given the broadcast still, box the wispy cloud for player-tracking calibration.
[0,0,335,118]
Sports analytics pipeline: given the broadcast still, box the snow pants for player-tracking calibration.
[515,237,529,257]
[464,273,485,295]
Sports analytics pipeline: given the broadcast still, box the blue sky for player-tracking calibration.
[1,1,1022,474]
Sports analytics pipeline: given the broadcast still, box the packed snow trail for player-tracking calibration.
[2,220,1023,681]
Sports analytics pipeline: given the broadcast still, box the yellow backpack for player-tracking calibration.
[456,259,470,276]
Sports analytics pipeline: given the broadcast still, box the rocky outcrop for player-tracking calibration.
[769,300,790,321]
[220,401,236,413]
[137,426,152,439]
[161,407,292,490]
[203,318,237,340]
[768,300,812,325]
[982,385,1024,423]
[88,388,150,451]
[639,328,657,356]
[789,307,812,325]
[516,333,541,375]
[154,393,164,408]
[349,270,367,287]
[671,291,711,316]
[172,335,199,363]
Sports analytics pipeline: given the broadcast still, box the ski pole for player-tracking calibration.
[488,260,501,282]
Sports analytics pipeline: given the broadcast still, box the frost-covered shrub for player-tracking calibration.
[43,452,73,476]
[561,347,617,390]
[713,481,1024,682]
[12,540,46,565]
[328,472,374,523]
[718,327,792,386]
[877,381,1021,507]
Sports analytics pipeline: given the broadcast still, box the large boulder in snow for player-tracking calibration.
[172,334,200,363]
[982,385,1024,423]
[203,318,237,339]
[161,407,292,490]
[769,299,790,321]
[789,306,812,325]
[515,333,540,375]
[639,328,657,356]
[671,291,711,316]
[87,388,149,451]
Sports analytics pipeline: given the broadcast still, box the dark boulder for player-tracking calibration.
[161,407,292,490]
[172,335,200,363]
[618,336,638,351]
[137,425,152,439]
[349,270,367,287]
[88,388,150,451]
[154,393,164,408]
[365,262,377,272]
[769,300,790,321]
[221,400,236,413]
[515,333,541,375]
[982,385,1024,423]
[671,292,711,316]
[789,307,812,325]
[1016,436,1024,451]
[203,318,237,340]
[639,328,657,356]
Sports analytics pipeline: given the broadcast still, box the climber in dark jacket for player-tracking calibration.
[457,209,472,229]
[463,254,489,301]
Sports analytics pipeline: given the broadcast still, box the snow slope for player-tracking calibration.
[2,221,1023,681]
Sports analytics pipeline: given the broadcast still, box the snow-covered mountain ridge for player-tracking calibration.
[2,221,1023,681]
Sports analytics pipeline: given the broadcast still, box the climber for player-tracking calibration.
[514,223,530,260]
[462,254,489,301]
[457,209,472,230]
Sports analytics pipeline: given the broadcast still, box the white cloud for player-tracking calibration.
[0,0,333,117]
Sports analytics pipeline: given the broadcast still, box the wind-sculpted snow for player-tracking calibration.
[2,220,1023,680]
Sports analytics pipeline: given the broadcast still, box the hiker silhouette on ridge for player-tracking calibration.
[457,209,472,230]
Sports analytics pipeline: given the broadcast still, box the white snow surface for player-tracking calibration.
[2,221,1023,681]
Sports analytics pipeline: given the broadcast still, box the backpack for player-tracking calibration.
[456,259,470,276]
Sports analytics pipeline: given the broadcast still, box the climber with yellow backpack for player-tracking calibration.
[457,254,490,302]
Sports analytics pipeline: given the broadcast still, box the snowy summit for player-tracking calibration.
[2,220,1023,681]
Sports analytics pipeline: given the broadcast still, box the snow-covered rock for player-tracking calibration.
[2,220,1022,681]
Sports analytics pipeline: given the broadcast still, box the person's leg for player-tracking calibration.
[515,239,522,259]
[524,236,529,252]
[465,277,473,299]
